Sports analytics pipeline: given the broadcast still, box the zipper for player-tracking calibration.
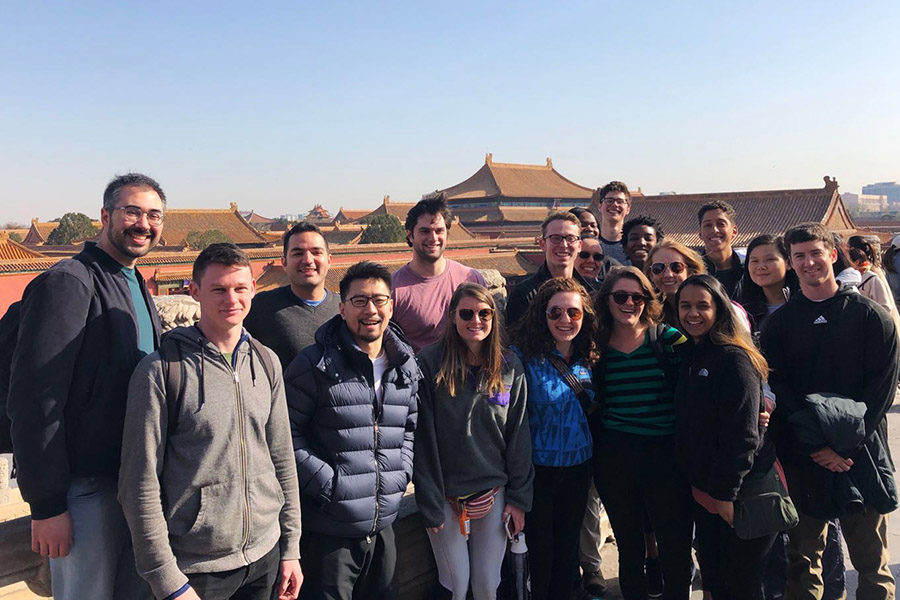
[369,387,381,543]
[230,356,252,562]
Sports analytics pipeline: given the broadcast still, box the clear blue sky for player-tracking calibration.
[1,1,898,224]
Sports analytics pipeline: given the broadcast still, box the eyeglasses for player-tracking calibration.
[112,205,165,226]
[577,251,604,261]
[457,308,493,322]
[346,294,391,308]
[602,197,629,206]
[609,291,649,306]
[547,306,584,321]
[544,234,581,245]
[650,261,687,275]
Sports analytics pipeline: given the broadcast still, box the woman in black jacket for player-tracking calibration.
[674,274,777,600]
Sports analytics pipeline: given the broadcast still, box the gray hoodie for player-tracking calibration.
[119,326,301,599]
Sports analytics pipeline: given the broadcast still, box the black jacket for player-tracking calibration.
[760,286,899,515]
[8,242,162,519]
[786,393,898,518]
[506,263,592,326]
[703,252,744,299]
[284,315,419,538]
[675,338,773,501]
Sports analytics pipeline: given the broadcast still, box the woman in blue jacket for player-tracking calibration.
[511,277,599,600]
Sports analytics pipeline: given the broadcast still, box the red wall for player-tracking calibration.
[0,273,37,317]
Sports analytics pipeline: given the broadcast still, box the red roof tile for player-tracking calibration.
[441,155,593,201]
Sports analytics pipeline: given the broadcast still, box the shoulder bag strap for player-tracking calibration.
[546,354,597,416]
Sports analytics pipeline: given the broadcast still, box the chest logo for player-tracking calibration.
[698,368,709,377]
[813,315,828,325]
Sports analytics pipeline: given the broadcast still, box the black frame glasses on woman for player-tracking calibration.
[650,261,687,275]
[457,308,494,322]
[546,307,584,321]
[609,291,649,306]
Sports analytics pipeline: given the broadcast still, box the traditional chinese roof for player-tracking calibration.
[608,177,853,248]
[362,195,416,222]
[23,218,102,245]
[242,210,276,225]
[332,208,372,224]
[319,225,365,245]
[159,205,270,247]
[0,232,48,260]
[440,154,593,202]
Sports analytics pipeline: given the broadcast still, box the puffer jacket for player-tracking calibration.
[284,315,419,538]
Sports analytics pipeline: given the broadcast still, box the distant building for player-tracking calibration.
[843,192,888,213]
[862,182,900,206]
[332,208,372,225]
[305,204,333,225]
[23,217,102,246]
[241,210,277,231]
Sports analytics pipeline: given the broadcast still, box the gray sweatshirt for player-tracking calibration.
[119,326,301,599]
[413,343,534,528]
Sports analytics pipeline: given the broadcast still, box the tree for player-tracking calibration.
[359,214,406,245]
[185,229,232,250]
[8,232,23,242]
[47,212,99,245]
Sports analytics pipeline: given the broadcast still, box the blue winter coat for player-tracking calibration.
[284,315,419,538]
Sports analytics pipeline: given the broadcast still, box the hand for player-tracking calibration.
[427,524,444,534]
[278,559,303,600]
[758,411,771,428]
[503,504,525,536]
[810,447,853,472]
[764,397,775,415]
[180,587,202,600]
[31,511,73,558]
[715,500,734,527]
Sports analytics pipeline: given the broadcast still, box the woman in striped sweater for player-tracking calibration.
[591,266,694,600]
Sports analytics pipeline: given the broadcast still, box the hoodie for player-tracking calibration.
[119,326,301,600]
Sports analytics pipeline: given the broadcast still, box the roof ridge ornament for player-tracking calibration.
[824,176,839,191]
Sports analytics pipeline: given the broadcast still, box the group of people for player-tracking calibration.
[3,174,898,600]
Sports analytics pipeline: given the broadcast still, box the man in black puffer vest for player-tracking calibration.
[285,261,419,600]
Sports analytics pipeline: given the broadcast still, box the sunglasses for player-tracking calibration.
[609,291,649,306]
[546,306,584,321]
[650,261,687,275]
[577,251,604,261]
[458,308,494,322]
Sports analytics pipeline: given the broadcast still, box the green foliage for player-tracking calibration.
[359,214,406,244]
[8,232,23,242]
[185,229,232,250]
[47,212,99,245]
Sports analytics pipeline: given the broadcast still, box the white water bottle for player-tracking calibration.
[509,532,528,554]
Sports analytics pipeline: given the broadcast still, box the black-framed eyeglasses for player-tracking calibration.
[577,251,604,261]
[112,205,165,226]
[650,261,687,275]
[543,234,581,245]
[457,308,493,322]
[546,306,583,321]
[346,294,391,308]
[602,197,629,206]
[609,291,649,306]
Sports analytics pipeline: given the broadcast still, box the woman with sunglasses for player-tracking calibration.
[413,282,533,600]
[644,240,707,327]
[511,278,599,600]
[576,234,620,290]
[592,266,694,600]
[674,274,776,600]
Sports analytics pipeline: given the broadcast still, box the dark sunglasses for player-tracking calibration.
[458,308,493,322]
[609,291,649,306]
[577,251,604,261]
[650,261,687,275]
[546,306,584,321]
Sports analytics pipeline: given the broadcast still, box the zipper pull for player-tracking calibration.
[233,371,240,384]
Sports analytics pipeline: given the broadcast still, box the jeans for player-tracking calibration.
[49,477,152,600]
[299,526,397,600]
[694,501,777,600]
[764,522,845,600]
[188,543,280,599]
[593,432,694,600]
[525,461,592,600]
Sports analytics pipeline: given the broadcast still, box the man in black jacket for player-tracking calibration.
[285,261,418,600]
[761,222,899,600]
[8,173,165,600]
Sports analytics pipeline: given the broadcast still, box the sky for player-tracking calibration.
[1,1,898,224]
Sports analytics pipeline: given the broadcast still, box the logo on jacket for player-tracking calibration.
[813,315,828,325]
[698,368,709,377]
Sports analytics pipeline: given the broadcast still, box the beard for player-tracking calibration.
[107,225,159,258]
[413,244,442,264]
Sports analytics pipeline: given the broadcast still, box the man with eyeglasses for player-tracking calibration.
[593,181,633,265]
[506,212,591,326]
[8,173,166,599]
[285,261,419,599]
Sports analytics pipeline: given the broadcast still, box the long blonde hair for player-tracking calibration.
[435,282,507,397]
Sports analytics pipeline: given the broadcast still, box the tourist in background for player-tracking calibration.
[391,193,486,352]
[414,282,533,600]
[880,236,900,306]
[592,267,693,600]
[512,278,599,600]
[623,215,664,271]
[847,234,900,327]
[245,221,340,369]
[675,274,777,600]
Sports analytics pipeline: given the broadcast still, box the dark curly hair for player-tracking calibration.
[512,277,599,365]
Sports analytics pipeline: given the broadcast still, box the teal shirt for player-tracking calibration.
[122,267,155,357]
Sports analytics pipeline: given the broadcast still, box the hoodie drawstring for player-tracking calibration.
[198,341,205,410]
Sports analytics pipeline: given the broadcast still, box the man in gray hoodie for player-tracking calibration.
[119,243,303,600]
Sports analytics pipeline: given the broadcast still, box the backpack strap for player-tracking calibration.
[648,324,678,389]
[158,337,186,436]
[248,337,277,389]
[546,354,598,416]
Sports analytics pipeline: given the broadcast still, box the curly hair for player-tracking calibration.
[512,278,599,365]
[594,266,662,348]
